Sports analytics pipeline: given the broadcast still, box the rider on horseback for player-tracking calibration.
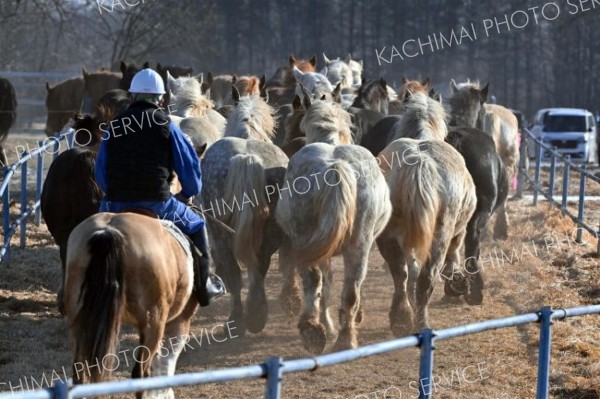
[94,68,225,306]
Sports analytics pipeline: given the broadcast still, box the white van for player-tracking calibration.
[529,108,598,164]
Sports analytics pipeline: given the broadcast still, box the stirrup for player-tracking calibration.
[205,273,226,301]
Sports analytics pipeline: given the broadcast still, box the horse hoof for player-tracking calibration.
[390,315,414,337]
[333,334,357,351]
[299,320,327,354]
[245,309,268,334]
[464,290,484,306]
[444,279,467,297]
[493,230,508,240]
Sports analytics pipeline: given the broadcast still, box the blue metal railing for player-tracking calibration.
[517,128,600,255]
[0,129,74,263]
[0,305,597,399]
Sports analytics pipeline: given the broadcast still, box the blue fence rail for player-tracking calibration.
[0,129,74,263]
[517,128,600,255]
[0,305,597,399]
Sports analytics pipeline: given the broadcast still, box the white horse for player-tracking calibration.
[292,66,334,101]
[321,53,354,89]
[276,99,392,353]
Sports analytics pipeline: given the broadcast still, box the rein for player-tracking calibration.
[190,204,236,234]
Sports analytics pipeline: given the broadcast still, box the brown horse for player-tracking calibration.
[45,77,85,136]
[64,212,197,399]
[82,67,121,113]
[264,54,318,107]
[397,76,431,104]
[0,77,17,166]
[119,60,150,90]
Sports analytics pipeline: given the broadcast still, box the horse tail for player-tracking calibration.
[224,154,268,267]
[292,159,357,265]
[391,148,441,263]
[72,228,125,383]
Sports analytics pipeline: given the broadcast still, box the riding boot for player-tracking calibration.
[189,227,226,306]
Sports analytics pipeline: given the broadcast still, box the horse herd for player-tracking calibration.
[2,53,521,393]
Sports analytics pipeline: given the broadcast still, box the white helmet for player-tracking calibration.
[129,68,165,94]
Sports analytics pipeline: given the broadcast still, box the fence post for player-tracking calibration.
[576,166,587,244]
[548,148,557,203]
[35,141,44,226]
[533,141,543,206]
[52,135,60,161]
[418,329,436,399]
[49,381,70,399]
[264,357,283,399]
[516,131,527,198]
[19,158,28,248]
[561,156,570,215]
[2,167,10,262]
[536,306,553,399]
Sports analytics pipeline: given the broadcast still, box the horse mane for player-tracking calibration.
[172,77,214,118]
[300,100,353,145]
[224,95,277,142]
[395,92,447,141]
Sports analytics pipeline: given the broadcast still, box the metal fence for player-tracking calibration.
[516,128,600,255]
[0,305,597,399]
[0,129,74,263]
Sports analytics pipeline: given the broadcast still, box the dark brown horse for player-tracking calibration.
[0,77,17,166]
[350,77,389,115]
[45,77,84,136]
[119,60,150,91]
[41,89,131,314]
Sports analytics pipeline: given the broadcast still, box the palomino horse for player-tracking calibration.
[166,73,226,148]
[448,80,518,239]
[0,77,17,166]
[45,77,85,136]
[82,67,121,113]
[321,53,354,89]
[276,99,392,353]
[376,91,476,336]
[64,212,197,399]
[199,93,288,336]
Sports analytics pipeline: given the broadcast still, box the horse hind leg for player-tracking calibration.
[493,202,509,240]
[245,246,271,334]
[333,243,370,351]
[415,228,454,330]
[319,260,336,340]
[132,314,167,399]
[463,212,490,305]
[376,233,413,337]
[149,299,197,399]
[278,239,302,317]
[298,263,327,354]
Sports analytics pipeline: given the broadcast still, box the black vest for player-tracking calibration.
[105,101,173,201]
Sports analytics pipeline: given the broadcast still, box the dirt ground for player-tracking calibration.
[0,201,598,397]
[0,131,599,399]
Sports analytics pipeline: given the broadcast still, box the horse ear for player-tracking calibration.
[380,77,387,88]
[480,83,490,103]
[292,95,303,111]
[309,55,317,67]
[231,74,237,84]
[120,61,126,74]
[450,79,458,93]
[403,89,411,103]
[82,67,89,77]
[167,71,177,90]
[231,85,241,105]
[143,61,150,69]
[323,53,331,64]
[206,71,213,84]
[422,76,431,88]
[345,53,352,63]
[196,143,208,158]
[196,73,203,85]
[401,76,408,84]
[289,54,298,66]
[156,62,163,72]
[358,59,363,67]
[259,73,266,90]
[45,81,52,92]
[292,66,304,80]
[332,82,342,103]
